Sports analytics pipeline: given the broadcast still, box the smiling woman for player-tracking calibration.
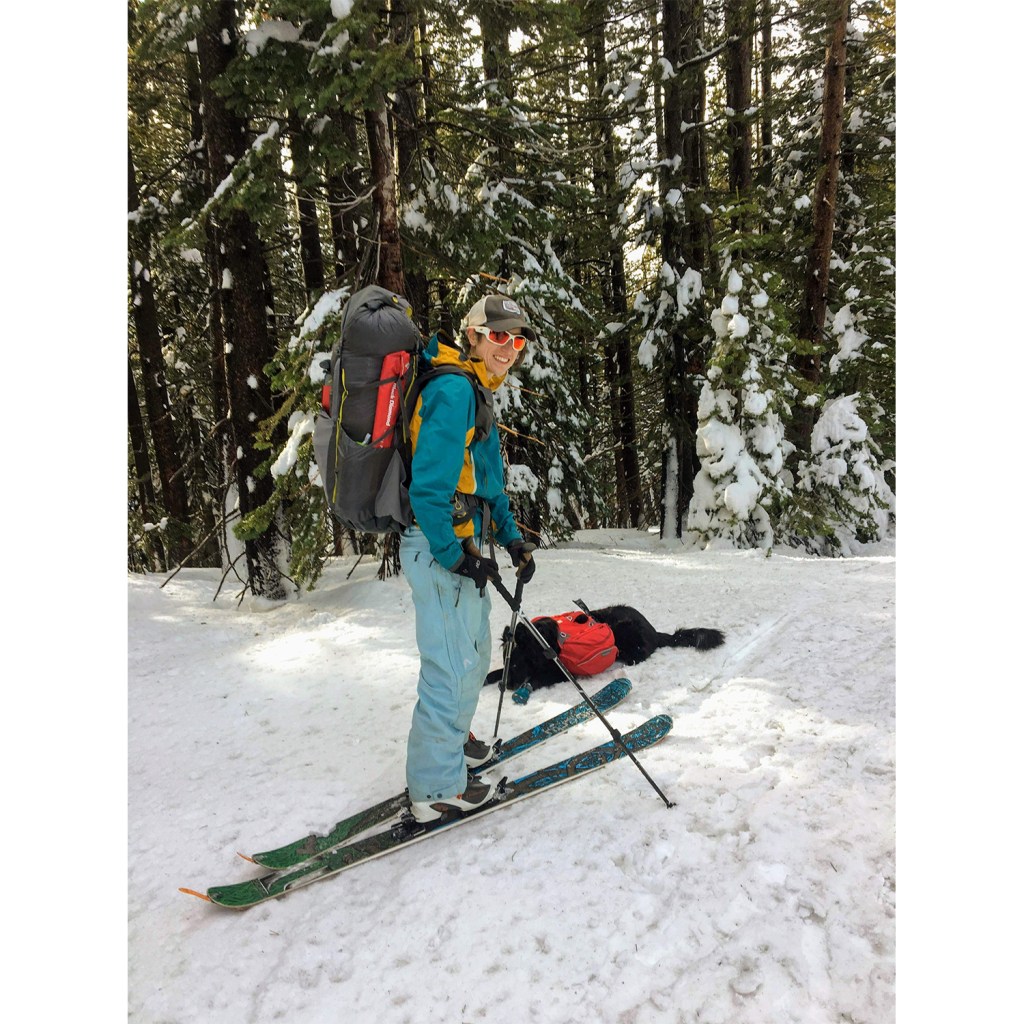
[398,294,539,824]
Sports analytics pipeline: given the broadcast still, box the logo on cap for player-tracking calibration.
[502,300,521,314]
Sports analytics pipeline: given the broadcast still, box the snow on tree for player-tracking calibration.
[687,264,792,550]
[789,393,895,555]
[688,376,773,550]
[398,108,599,542]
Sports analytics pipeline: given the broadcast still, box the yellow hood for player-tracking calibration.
[430,340,506,392]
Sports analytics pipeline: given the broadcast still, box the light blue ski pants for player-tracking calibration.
[401,526,492,802]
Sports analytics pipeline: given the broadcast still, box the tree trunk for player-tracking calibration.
[659,0,707,538]
[358,0,409,298]
[835,28,860,260]
[650,4,665,176]
[758,0,775,187]
[365,102,406,296]
[587,0,642,527]
[477,1,516,150]
[363,9,413,578]
[128,359,165,571]
[392,0,420,185]
[363,5,407,298]
[795,0,849,448]
[167,286,222,568]
[477,0,517,280]
[196,0,286,600]
[183,48,231,564]
[327,109,366,284]
[287,110,327,300]
[392,0,428,319]
[418,4,436,168]
[128,147,192,566]
[725,0,755,235]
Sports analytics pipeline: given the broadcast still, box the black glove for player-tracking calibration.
[451,550,500,592]
[506,539,537,583]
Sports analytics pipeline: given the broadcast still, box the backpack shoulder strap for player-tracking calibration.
[406,363,494,442]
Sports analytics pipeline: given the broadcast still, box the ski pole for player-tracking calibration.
[486,574,675,808]
[492,574,525,737]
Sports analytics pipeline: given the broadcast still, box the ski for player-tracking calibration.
[185,713,672,909]
[246,677,633,870]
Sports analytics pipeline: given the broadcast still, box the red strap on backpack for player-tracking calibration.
[535,610,618,676]
[371,351,411,448]
[320,351,412,449]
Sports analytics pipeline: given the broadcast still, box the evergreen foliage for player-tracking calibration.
[128,0,896,593]
[688,262,794,550]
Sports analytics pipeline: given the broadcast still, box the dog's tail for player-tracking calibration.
[657,627,726,651]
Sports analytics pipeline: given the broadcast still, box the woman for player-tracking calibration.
[402,295,538,823]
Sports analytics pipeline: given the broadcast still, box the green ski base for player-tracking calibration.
[194,713,673,909]
[249,677,633,870]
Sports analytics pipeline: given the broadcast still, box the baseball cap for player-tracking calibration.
[463,295,537,341]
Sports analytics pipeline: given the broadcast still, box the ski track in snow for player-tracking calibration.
[128,531,895,1024]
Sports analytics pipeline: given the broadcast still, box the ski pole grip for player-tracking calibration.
[493,577,517,607]
[462,539,523,611]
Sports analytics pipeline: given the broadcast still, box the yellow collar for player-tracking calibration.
[431,342,506,392]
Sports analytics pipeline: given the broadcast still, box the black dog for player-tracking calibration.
[485,604,725,691]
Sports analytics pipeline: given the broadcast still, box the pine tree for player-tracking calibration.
[790,392,895,553]
[128,145,193,567]
[688,262,794,549]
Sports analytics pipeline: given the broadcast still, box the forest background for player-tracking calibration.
[127,0,897,599]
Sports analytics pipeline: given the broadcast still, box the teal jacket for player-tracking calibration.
[408,335,522,569]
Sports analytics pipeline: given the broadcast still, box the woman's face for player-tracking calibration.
[468,328,524,378]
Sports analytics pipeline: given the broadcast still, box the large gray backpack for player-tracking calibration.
[312,286,423,534]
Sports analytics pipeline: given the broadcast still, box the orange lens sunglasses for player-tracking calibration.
[483,328,529,351]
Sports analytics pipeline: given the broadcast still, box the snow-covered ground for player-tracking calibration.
[126,530,895,1023]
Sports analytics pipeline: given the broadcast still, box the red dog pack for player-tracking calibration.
[539,611,618,676]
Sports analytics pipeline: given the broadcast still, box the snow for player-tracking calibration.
[621,77,644,103]
[401,207,432,234]
[127,530,897,1023]
[505,462,541,495]
[829,304,868,372]
[271,411,316,479]
[729,313,751,339]
[291,287,349,350]
[243,20,303,56]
